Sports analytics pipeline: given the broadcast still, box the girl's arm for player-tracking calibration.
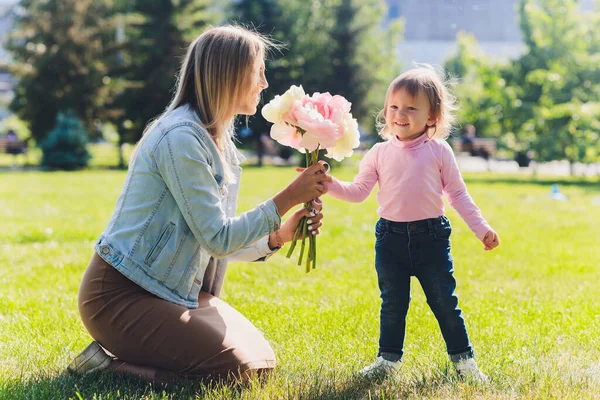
[440,141,492,241]
[327,145,380,203]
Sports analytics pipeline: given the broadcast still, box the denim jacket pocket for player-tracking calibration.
[145,221,176,265]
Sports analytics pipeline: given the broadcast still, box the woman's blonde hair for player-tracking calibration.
[131,25,277,180]
[376,64,457,140]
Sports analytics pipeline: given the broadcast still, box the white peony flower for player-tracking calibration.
[325,114,360,161]
[261,85,305,124]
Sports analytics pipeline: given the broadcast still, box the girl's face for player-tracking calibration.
[236,56,269,116]
[385,88,437,141]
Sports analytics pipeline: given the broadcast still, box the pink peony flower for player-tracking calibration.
[283,99,341,151]
[270,122,304,150]
[304,92,351,128]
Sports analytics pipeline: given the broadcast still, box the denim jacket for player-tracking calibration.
[95,105,281,308]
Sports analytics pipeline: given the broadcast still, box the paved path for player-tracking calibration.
[243,151,600,177]
[455,156,600,177]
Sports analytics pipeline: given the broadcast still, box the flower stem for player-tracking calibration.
[312,149,319,270]
[312,231,317,269]
[287,148,322,271]
[298,218,308,265]
[285,217,303,258]
[306,237,313,271]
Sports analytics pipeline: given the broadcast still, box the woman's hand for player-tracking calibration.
[268,205,324,249]
[294,162,332,196]
[272,161,332,216]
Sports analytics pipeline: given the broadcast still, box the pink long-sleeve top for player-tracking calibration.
[328,133,491,241]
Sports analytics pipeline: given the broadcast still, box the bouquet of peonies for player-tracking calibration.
[262,85,360,272]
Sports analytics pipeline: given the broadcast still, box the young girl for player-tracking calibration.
[326,66,499,381]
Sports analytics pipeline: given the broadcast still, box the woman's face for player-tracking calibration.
[236,56,269,116]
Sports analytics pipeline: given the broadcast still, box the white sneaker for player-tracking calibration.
[359,356,400,378]
[453,358,488,383]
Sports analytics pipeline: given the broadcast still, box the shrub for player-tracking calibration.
[41,110,91,170]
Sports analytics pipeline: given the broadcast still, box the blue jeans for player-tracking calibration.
[374,216,474,363]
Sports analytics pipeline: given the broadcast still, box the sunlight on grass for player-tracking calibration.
[1,165,599,399]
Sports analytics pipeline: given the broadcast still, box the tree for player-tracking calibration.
[328,0,403,132]
[110,0,216,158]
[6,0,116,142]
[231,0,402,159]
[444,32,515,142]
[230,0,279,31]
[516,0,600,169]
[231,0,337,161]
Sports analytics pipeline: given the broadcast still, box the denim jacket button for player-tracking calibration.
[101,247,110,255]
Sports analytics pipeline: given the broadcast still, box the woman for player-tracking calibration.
[67,25,331,383]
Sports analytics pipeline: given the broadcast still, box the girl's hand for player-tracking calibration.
[482,229,500,251]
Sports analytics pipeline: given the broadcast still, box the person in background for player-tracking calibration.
[460,124,476,156]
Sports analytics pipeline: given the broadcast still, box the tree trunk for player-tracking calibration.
[570,160,575,176]
[118,140,125,169]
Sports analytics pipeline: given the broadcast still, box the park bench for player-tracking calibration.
[0,135,28,155]
[450,137,497,159]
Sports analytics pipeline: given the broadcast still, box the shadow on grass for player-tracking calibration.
[0,371,249,400]
[284,366,464,399]
[289,374,381,400]
[1,367,478,399]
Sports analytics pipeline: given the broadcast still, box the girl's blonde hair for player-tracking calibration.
[131,25,277,180]
[376,64,457,140]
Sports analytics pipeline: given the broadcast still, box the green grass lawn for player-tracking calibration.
[1,164,599,399]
